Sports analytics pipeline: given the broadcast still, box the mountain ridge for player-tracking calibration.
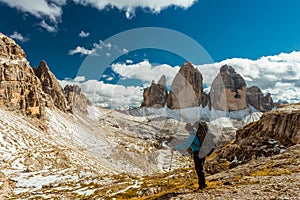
[141,62,278,114]
[1,32,299,199]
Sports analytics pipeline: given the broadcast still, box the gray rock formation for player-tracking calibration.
[140,63,278,115]
[34,61,67,112]
[0,33,25,60]
[210,65,248,111]
[206,103,300,174]
[64,84,92,114]
[0,32,92,116]
[141,75,168,108]
[247,86,274,112]
[167,62,204,109]
[0,33,46,117]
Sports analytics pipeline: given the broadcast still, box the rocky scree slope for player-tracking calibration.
[167,144,300,200]
[128,104,300,200]
[1,32,298,199]
[0,32,191,198]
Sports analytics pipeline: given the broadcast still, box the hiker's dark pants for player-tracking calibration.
[193,151,206,187]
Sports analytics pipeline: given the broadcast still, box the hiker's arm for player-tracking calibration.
[174,130,196,151]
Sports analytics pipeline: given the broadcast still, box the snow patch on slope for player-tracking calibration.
[129,105,250,123]
[243,112,263,124]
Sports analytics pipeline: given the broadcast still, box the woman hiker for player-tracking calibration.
[172,120,210,190]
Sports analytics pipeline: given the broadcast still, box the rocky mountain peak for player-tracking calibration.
[0,33,26,60]
[34,60,67,112]
[64,84,92,114]
[179,62,195,73]
[0,33,92,117]
[157,75,166,87]
[0,33,46,117]
[141,75,168,108]
[220,65,246,90]
[140,63,277,117]
[167,62,204,109]
[210,64,248,111]
[247,86,275,112]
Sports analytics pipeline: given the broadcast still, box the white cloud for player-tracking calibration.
[73,76,86,82]
[69,40,125,57]
[68,46,96,56]
[106,77,114,81]
[111,60,180,86]
[122,48,129,54]
[79,30,90,38]
[0,0,196,31]
[51,0,67,6]
[98,40,112,49]
[38,20,57,32]
[125,10,134,19]
[9,31,29,42]
[59,79,143,109]
[266,82,300,103]
[0,0,64,23]
[72,0,197,19]
[63,51,300,110]
[197,51,300,103]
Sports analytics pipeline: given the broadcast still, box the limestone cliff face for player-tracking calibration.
[236,103,300,146]
[34,61,67,112]
[141,75,168,108]
[210,65,248,111]
[0,34,25,60]
[0,33,96,118]
[64,85,92,114]
[0,33,46,117]
[167,62,204,109]
[247,86,274,112]
[140,63,278,113]
[206,103,300,174]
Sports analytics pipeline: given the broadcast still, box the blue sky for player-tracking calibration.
[1,0,300,108]
[1,0,300,79]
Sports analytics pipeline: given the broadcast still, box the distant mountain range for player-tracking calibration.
[141,62,282,121]
[1,32,299,199]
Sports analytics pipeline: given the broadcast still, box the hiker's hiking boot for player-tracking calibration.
[198,184,207,190]
[194,184,207,192]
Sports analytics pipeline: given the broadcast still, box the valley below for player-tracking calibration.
[1,104,300,199]
[0,32,299,200]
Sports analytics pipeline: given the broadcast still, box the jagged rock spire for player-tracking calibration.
[210,65,248,111]
[141,75,168,108]
[34,60,67,112]
[167,62,204,109]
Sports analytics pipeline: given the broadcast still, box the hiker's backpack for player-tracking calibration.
[197,121,216,158]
